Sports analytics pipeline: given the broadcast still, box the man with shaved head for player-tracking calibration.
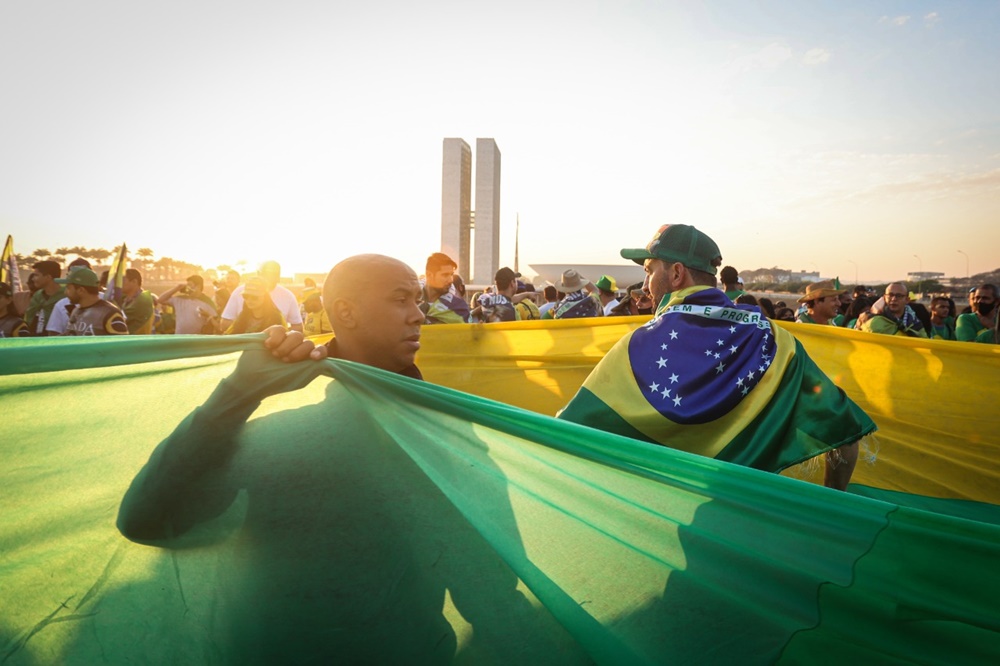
[320,254,424,375]
[116,255,554,662]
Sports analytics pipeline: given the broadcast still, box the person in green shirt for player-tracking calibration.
[23,260,65,336]
[720,265,745,301]
[859,283,928,338]
[928,296,956,341]
[956,284,999,344]
[119,268,155,335]
[795,279,844,326]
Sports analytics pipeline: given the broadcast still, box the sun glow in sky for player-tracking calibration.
[2,1,998,284]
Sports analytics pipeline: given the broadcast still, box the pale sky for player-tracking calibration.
[2,1,998,284]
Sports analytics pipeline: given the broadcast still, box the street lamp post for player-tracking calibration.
[847,259,858,286]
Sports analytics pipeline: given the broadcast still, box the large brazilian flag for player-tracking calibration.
[2,329,999,664]
[558,286,876,471]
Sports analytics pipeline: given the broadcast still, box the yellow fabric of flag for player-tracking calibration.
[414,317,1000,515]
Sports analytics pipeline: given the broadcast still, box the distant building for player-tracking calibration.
[740,268,821,284]
[790,270,821,283]
[474,139,501,285]
[440,138,501,284]
[441,139,472,280]
[906,271,945,282]
[528,264,647,292]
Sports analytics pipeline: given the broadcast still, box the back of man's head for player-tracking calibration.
[68,257,92,270]
[720,265,739,286]
[494,267,518,293]
[187,275,204,290]
[543,285,557,302]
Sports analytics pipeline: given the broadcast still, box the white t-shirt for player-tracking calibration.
[222,284,303,325]
[45,297,74,335]
[161,294,217,334]
[602,299,620,316]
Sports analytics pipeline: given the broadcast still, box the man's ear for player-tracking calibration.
[673,262,687,284]
[330,298,358,329]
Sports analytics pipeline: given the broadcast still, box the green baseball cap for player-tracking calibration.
[595,275,617,292]
[620,224,723,276]
[55,267,100,288]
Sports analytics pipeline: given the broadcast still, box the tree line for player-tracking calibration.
[13,246,222,282]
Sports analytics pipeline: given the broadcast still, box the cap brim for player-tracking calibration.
[620,248,653,265]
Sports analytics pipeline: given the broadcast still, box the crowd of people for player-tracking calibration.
[1,249,997,346]
[0,258,332,338]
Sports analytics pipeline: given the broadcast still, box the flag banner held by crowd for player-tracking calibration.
[103,243,127,302]
[413,315,1000,521]
[2,234,22,292]
[1,334,999,663]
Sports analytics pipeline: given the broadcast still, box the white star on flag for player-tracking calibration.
[657,357,668,368]
[669,373,679,384]
[729,326,737,333]
[649,382,660,392]
[729,345,738,354]
[672,395,682,407]
[660,343,668,350]
[715,362,725,374]
[670,330,679,339]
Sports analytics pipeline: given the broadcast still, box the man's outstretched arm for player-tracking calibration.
[118,330,326,542]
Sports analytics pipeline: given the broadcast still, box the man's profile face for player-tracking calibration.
[353,263,424,372]
[65,284,81,304]
[884,284,908,316]
[32,271,51,289]
[643,258,677,308]
[426,266,455,291]
[186,280,201,295]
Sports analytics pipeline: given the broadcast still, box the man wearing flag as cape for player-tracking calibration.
[559,224,875,490]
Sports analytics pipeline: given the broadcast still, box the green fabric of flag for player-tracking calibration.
[2,336,999,664]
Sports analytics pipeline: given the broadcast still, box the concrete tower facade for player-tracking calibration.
[473,138,501,284]
[440,138,472,280]
[440,137,501,284]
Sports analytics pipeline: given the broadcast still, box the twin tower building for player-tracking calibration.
[440,138,501,285]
